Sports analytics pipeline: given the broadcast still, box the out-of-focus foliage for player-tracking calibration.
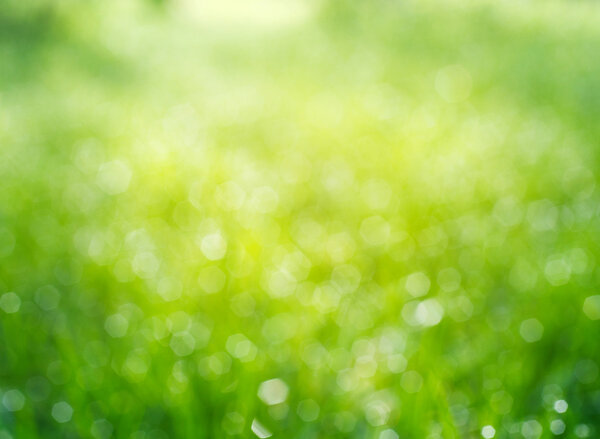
[1,0,600,437]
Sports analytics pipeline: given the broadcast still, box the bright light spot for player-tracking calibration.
[157,277,183,302]
[297,399,320,422]
[542,384,563,405]
[481,425,496,438]
[544,257,571,286]
[583,295,600,320]
[96,160,131,195]
[493,196,523,227]
[104,314,129,338]
[303,343,328,370]
[251,419,272,438]
[326,233,356,263]
[361,179,392,210]
[447,295,474,322]
[360,216,391,246]
[550,419,566,435]
[258,378,288,405]
[200,232,227,261]
[567,248,588,274]
[414,298,444,327]
[401,370,423,393]
[198,352,232,378]
[364,399,391,426]
[222,412,245,435]
[263,268,297,298]
[226,333,258,362]
[292,218,324,252]
[34,285,61,310]
[132,251,160,279]
[2,389,25,412]
[166,310,190,333]
[527,199,558,231]
[405,272,430,297]
[312,284,341,314]
[520,318,544,343]
[355,355,378,378]
[331,264,361,294]
[379,329,406,354]
[52,401,73,423]
[575,424,590,437]
[170,331,196,356]
[215,181,246,211]
[0,292,21,314]
[521,419,543,439]
[124,350,150,376]
[554,399,568,413]
[336,368,358,392]
[379,428,399,439]
[91,419,114,439]
[387,354,408,374]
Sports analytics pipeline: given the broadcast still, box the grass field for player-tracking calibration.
[1,0,600,437]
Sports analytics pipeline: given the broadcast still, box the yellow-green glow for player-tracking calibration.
[1,0,599,437]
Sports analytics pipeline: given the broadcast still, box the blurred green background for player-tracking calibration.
[1,0,600,437]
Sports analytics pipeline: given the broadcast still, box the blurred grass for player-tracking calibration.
[1,0,600,438]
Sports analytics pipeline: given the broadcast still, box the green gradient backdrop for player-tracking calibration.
[1,0,600,437]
